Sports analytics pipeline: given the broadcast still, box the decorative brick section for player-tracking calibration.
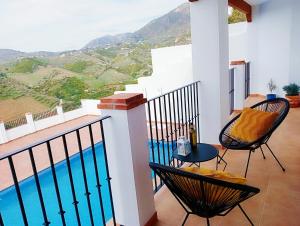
[230,60,246,65]
[98,93,147,110]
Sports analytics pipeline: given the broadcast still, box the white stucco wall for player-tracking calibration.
[290,0,300,85]
[229,22,248,61]
[118,45,193,99]
[247,0,300,96]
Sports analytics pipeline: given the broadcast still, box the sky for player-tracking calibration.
[0,0,186,52]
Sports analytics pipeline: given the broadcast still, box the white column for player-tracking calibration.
[0,121,8,144]
[233,64,246,110]
[190,0,230,144]
[56,106,65,123]
[98,94,156,226]
[25,113,36,133]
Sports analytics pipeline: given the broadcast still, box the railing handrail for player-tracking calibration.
[0,115,111,160]
[147,81,201,102]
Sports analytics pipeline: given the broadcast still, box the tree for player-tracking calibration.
[228,8,247,24]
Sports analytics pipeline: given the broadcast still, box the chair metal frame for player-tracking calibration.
[150,163,260,226]
[219,98,290,177]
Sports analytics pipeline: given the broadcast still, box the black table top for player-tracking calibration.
[173,143,219,163]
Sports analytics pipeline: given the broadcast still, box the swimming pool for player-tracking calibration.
[0,141,173,226]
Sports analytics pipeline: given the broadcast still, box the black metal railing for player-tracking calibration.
[245,62,250,99]
[147,81,201,192]
[4,116,27,130]
[0,116,116,226]
[33,108,58,121]
[229,68,235,114]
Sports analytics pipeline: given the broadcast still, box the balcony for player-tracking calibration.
[1,0,300,225]
[152,96,300,226]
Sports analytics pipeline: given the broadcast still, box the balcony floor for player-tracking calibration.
[153,106,300,226]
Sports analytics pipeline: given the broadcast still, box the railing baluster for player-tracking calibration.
[163,95,171,165]
[176,90,181,137]
[46,141,66,226]
[88,124,106,226]
[62,135,81,226]
[0,212,4,226]
[153,99,163,186]
[147,102,158,191]
[28,147,50,226]
[193,83,197,141]
[187,86,191,133]
[76,130,94,226]
[172,92,178,143]
[158,97,166,166]
[168,93,175,166]
[8,157,29,226]
[180,89,184,137]
[99,121,116,226]
[184,87,188,137]
[196,82,201,142]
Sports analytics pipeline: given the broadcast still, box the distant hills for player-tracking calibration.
[84,3,190,49]
[0,3,190,63]
[0,49,59,64]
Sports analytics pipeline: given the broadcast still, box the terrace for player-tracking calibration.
[1,0,300,226]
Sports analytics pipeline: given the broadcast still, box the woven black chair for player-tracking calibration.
[219,98,290,177]
[150,163,260,226]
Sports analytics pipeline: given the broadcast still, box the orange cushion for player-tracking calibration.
[229,108,278,143]
[181,167,246,184]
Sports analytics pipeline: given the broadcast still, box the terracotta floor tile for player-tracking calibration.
[153,103,300,226]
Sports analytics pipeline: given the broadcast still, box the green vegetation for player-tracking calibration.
[11,58,47,73]
[64,60,89,73]
[52,77,86,104]
[1,43,153,118]
[283,83,300,96]
[117,63,144,78]
[228,8,247,24]
[0,72,7,79]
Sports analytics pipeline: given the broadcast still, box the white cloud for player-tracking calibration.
[0,0,186,52]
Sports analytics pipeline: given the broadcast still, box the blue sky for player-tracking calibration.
[0,0,186,52]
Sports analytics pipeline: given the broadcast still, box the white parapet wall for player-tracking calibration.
[117,23,249,100]
[0,99,101,144]
[116,44,194,100]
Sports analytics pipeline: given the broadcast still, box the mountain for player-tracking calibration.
[0,49,60,64]
[0,49,25,63]
[0,3,190,63]
[84,3,190,49]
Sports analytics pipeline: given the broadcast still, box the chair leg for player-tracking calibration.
[218,148,228,164]
[206,218,210,226]
[244,150,252,178]
[265,143,286,172]
[259,146,266,159]
[182,213,190,226]
[238,204,254,226]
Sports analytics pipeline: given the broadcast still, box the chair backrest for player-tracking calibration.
[150,163,260,218]
[219,98,290,149]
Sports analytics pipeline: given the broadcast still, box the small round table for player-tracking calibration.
[172,143,227,170]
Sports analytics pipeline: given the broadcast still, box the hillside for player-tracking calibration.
[0,3,191,121]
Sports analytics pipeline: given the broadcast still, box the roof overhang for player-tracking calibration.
[189,0,252,22]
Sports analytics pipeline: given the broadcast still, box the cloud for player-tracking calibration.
[0,0,186,52]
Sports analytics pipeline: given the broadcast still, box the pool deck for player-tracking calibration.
[152,100,300,226]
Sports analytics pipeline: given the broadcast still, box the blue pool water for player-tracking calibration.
[0,141,173,226]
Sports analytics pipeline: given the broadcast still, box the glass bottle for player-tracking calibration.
[189,123,197,150]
